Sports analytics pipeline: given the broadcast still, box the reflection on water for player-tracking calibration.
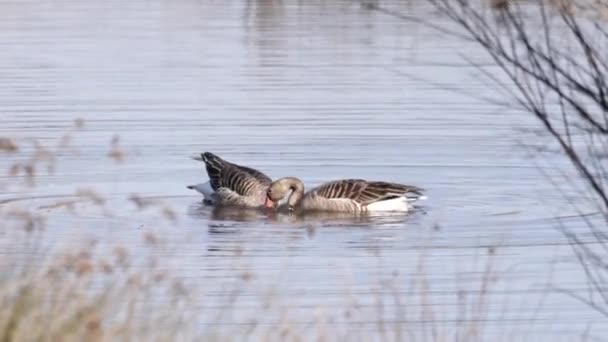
[0,0,606,339]
[191,201,424,227]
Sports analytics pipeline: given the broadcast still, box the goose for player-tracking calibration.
[263,177,425,214]
[187,152,272,207]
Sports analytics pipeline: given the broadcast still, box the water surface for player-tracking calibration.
[0,0,604,339]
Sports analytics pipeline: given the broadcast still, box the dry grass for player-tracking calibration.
[0,124,195,341]
[0,242,195,342]
[0,123,507,341]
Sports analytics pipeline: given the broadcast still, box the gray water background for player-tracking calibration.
[0,1,605,340]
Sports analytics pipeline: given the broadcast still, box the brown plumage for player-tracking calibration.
[265,177,425,214]
[313,179,423,205]
[192,152,272,207]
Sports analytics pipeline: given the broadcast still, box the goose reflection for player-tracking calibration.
[210,205,273,222]
[188,197,424,229]
[207,204,421,227]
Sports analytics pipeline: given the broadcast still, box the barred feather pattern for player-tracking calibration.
[271,177,425,214]
[311,179,424,205]
[199,152,271,207]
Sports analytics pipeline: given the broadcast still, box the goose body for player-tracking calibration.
[265,178,425,214]
[187,152,272,208]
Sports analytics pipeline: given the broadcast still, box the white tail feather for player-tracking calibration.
[366,197,411,212]
[187,181,216,201]
[407,195,427,202]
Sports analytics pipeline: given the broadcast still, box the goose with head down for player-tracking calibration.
[264,177,425,214]
[188,152,272,208]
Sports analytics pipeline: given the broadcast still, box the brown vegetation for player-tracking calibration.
[0,124,503,341]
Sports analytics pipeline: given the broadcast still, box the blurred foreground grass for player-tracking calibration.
[0,121,196,341]
[0,121,502,341]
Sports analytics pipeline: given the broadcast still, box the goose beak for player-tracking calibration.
[264,196,275,209]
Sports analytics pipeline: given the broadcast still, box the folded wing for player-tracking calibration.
[201,152,271,196]
[312,179,423,205]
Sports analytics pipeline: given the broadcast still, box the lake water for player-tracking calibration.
[0,0,605,340]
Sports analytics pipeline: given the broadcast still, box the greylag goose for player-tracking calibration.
[264,177,425,213]
[187,152,272,207]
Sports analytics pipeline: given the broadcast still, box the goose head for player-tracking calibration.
[264,181,289,209]
[264,177,304,210]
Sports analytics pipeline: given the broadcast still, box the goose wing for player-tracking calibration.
[312,179,423,205]
[231,164,272,185]
[201,152,269,196]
